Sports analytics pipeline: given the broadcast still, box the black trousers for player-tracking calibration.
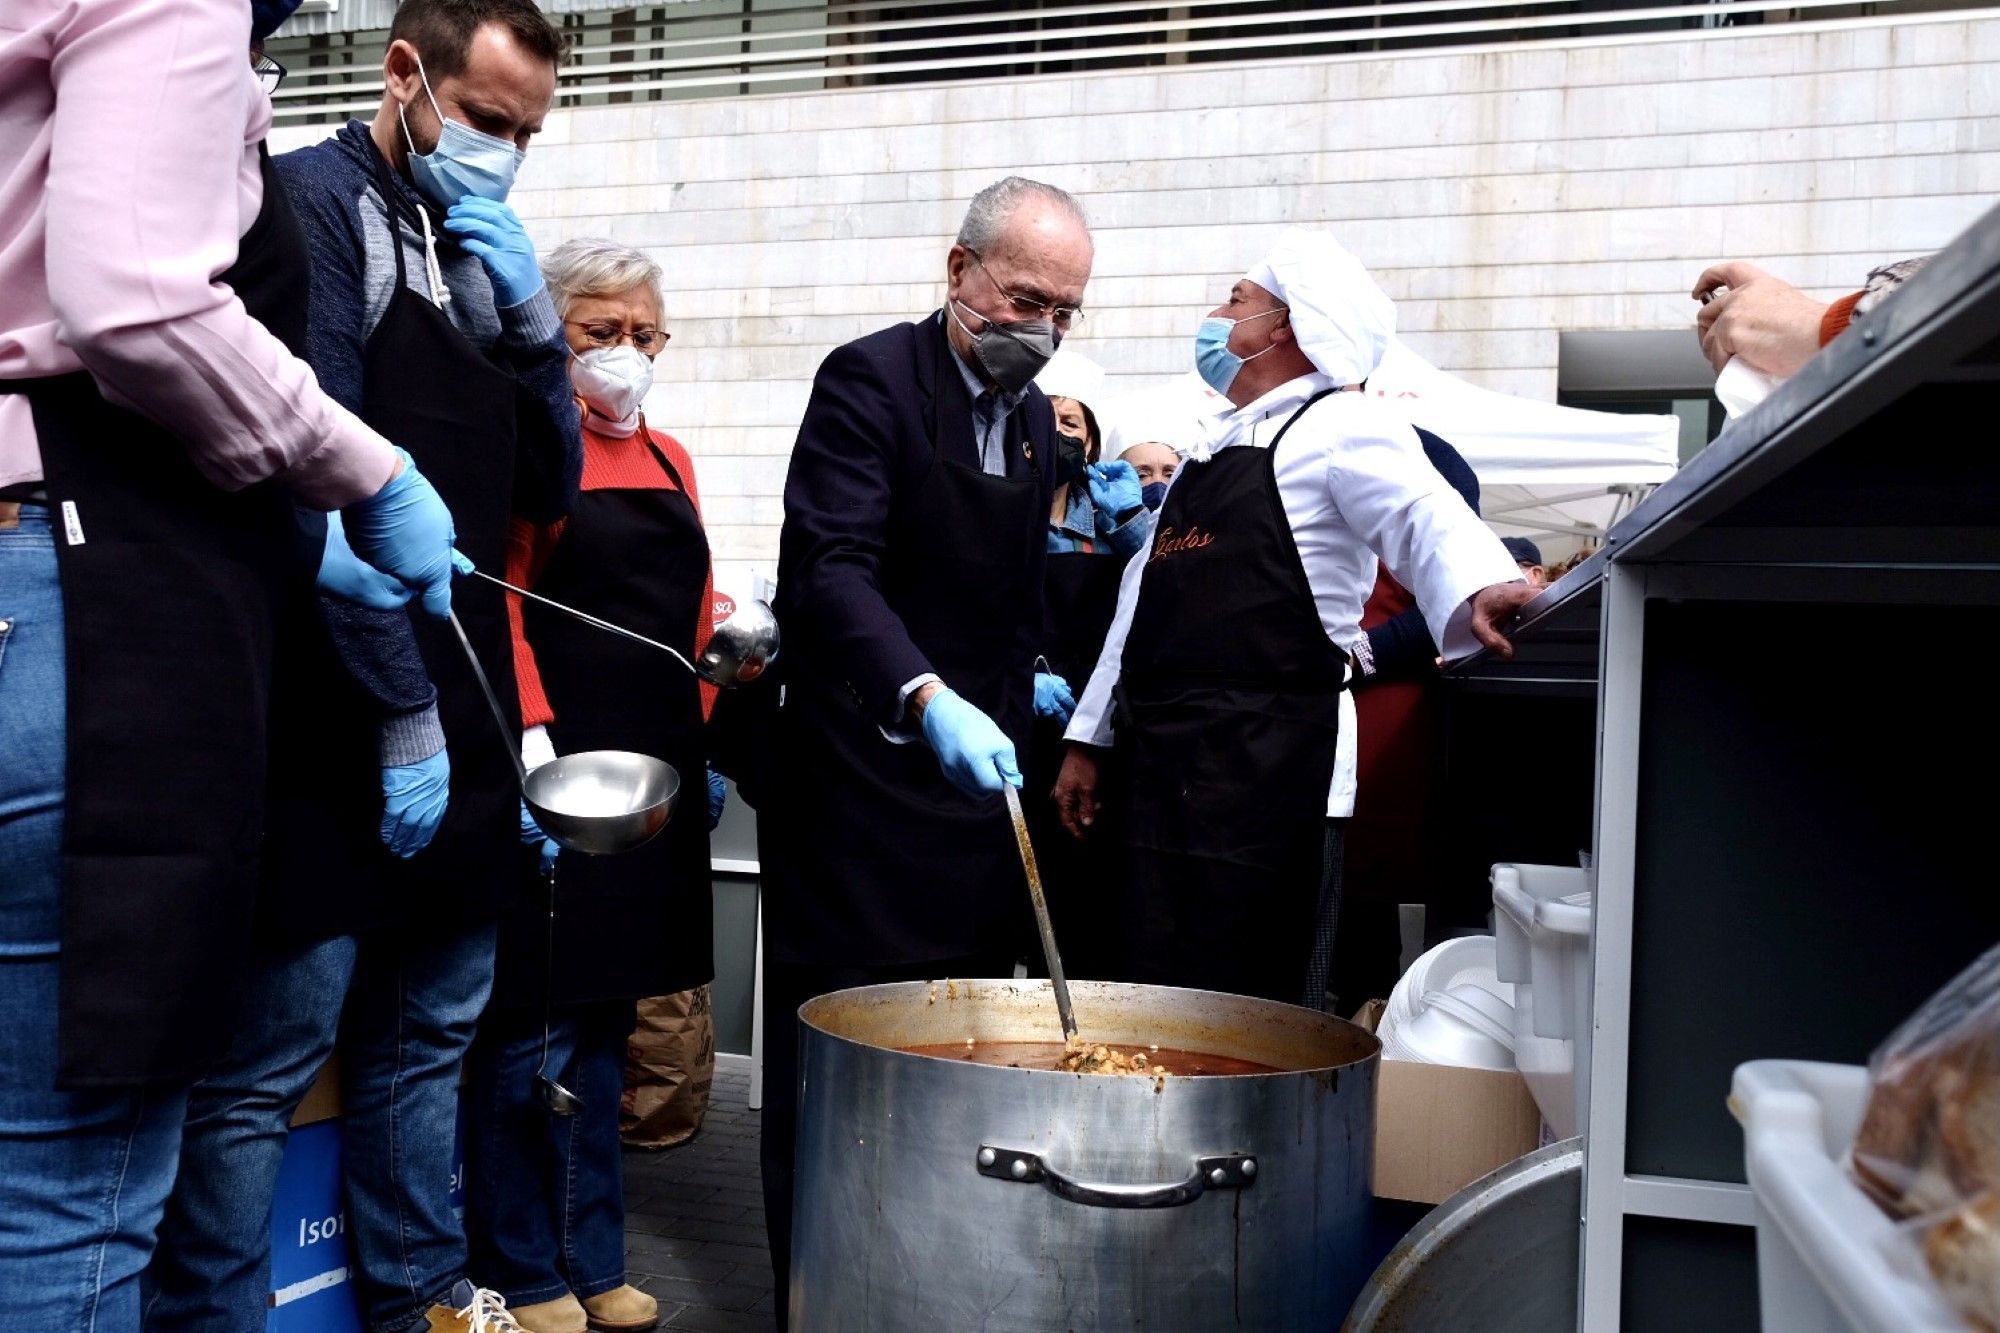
[759,948,1014,1327]
[1300,819,1349,1010]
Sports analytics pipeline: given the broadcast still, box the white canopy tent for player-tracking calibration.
[1095,342,1679,564]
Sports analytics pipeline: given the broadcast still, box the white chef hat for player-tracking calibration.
[1244,227,1396,387]
[1033,347,1106,407]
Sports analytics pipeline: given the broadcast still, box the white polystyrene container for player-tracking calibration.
[1730,1060,1968,1332]
[1377,935,1518,1072]
[1491,863,1593,1139]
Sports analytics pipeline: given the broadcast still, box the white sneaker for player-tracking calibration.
[421,1279,530,1333]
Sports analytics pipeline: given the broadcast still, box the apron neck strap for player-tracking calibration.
[637,429,691,498]
[1260,387,1341,453]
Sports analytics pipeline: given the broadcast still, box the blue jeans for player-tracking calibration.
[144,919,498,1333]
[462,1001,633,1307]
[143,935,357,1333]
[0,504,188,1332]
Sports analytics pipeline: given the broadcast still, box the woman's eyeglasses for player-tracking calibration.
[566,321,669,355]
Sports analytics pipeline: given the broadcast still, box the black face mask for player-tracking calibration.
[1053,433,1089,487]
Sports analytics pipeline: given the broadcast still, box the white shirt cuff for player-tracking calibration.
[880,673,943,745]
[521,723,557,772]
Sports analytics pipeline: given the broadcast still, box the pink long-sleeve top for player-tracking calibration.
[0,0,397,508]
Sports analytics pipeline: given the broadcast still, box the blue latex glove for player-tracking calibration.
[919,688,1022,797]
[1034,671,1076,723]
[442,197,544,307]
[707,769,727,832]
[1085,460,1143,524]
[519,798,559,876]
[380,749,449,859]
[316,511,414,611]
[342,448,458,619]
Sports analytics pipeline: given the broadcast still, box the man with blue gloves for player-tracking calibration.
[755,176,1093,1309]
[146,4,580,1331]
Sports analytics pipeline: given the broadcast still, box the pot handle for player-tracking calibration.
[975,1145,1256,1209]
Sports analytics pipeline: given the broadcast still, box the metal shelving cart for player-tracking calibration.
[1451,201,2000,1329]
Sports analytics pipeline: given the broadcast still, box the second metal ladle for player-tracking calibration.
[465,569,777,688]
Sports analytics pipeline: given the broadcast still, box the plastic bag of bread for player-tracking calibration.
[1920,1189,2000,1331]
[1849,942,2000,1327]
[1851,943,2000,1216]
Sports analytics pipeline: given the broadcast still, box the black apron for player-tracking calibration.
[261,150,524,939]
[0,147,311,1086]
[491,429,713,1008]
[1040,542,1127,694]
[1022,538,1129,974]
[763,322,1046,966]
[1113,392,1349,1003]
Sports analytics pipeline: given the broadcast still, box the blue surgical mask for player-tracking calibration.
[1193,306,1286,394]
[1140,481,1170,512]
[399,54,525,209]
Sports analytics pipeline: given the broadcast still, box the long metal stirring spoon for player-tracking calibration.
[1002,784,1078,1040]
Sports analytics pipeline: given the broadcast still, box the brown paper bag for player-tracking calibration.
[620,986,715,1150]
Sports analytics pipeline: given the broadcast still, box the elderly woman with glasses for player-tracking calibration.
[462,238,719,1333]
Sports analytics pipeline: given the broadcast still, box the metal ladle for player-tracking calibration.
[448,610,681,1116]
[532,864,585,1116]
[465,569,778,689]
[446,611,680,857]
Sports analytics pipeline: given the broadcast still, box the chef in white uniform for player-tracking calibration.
[1051,227,1537,1004]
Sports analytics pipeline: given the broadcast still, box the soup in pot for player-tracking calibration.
[901,1039,1279,1077]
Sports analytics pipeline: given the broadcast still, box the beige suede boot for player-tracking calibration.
[581,1283,660,1332]
[510,1292,588,1333]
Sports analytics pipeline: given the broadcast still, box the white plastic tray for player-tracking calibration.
[1731,1059,1969,1332]
[1491,863,1592,1138]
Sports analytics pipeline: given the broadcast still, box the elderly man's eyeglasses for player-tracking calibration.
[967,252,1084,328]
[566,321,670,355]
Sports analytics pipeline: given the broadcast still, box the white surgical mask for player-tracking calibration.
[570,345,653,435]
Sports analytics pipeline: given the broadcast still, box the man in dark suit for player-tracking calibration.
[756,176,1093,1307]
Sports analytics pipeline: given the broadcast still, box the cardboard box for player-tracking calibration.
[1372,1059,1544,1205]
[291,1057,341,1128]
[1351,996,1544,1204]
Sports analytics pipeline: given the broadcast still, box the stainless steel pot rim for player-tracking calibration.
[798,976,1382,1078]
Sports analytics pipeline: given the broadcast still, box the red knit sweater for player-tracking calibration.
[505,412,716,730]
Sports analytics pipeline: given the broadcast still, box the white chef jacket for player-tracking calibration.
[1065,371,1523,817]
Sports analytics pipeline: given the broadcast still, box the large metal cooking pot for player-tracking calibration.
[791,978,1380,1330]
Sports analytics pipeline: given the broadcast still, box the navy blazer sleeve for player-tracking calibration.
[779,339,934,720]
